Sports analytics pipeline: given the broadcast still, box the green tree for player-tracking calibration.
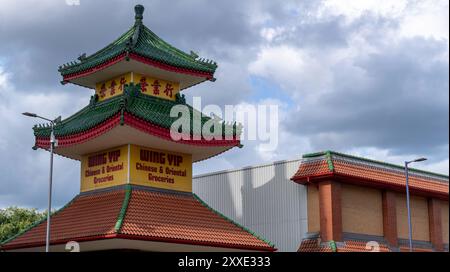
[0,207,46,243]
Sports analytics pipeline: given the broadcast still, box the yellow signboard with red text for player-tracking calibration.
[95,72,180,102]
[133,73,180,101]
[80,145,192,192]
[80,145,128,192]
[129,145,192,192]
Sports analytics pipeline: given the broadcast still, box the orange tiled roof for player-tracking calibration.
[297,236,444,252]
[1,186,275,251]
[119,189,274,250]
[399,247,434,252]
[1,189,123,248]
[291,151,449,199]
[297,238,392,252]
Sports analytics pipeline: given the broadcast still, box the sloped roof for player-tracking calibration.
[33,84,240,139]
[298,239,390,252]
[1,186,275,251]
[1,189,123,248]
[297,237,440,252]
[291,151,449,199]
[58,5,216,80]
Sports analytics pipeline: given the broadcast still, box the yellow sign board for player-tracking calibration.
[95,72,180,102]
[129,145,192,192]
[95,73,132,101]
[80,145,128,192]
[80,145,192,192]
[134,73,180,101]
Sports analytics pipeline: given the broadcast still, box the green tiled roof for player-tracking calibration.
[59,5,217,77]
[33,83,240,138]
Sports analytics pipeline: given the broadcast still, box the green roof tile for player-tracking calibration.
[33,84,240,138]
[59,6,217,77]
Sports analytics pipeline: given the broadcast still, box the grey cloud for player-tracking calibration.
[287,37,449,158]
[0,119,80,209]
[0,0,268,91]
[0,0,448,210]
[273,13,399,50]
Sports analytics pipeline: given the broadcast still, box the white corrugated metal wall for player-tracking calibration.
[193,159,308,252]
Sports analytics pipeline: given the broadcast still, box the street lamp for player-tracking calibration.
[22,112,61,253]
[404,157,427,252]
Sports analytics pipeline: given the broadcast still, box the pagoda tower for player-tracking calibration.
[1,5,275,252]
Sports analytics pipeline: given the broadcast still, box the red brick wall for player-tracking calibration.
[310,179,447,251]
[442,201,449,244]
[428,199,443,251]
[383,191,398,247]
[319,180,342,241]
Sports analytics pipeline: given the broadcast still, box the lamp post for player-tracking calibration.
[404,157,427,252]
[22,112,61,253]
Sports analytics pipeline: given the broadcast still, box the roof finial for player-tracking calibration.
[135,4,144,23]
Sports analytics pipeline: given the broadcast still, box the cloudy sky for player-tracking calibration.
[0,0,448,209]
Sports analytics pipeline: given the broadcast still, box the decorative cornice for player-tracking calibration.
[34,112,240,150]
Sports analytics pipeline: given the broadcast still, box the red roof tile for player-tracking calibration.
[332,159,448,196]
[298,239,390,252]
[399,247,434,252]
[292,159,331,179]
[291,152,449,199]
[297,239,333,252]
[1,187,275,251]
[1,189,124,249]
[298,238,441,252]
[119,189,274,251]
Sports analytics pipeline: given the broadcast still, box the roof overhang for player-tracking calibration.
[1,187,275,252]
[35,113,239,162]
[62,53,213,90]
[2,237,263,252]
[293,173,449,200]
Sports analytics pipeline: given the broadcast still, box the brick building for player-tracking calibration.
[294,151,448,252]
[193,151,448,252]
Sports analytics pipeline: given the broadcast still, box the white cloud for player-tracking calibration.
[346,146,449,175]
[424,158,450,175]
[399,0,449,41]
[260,27,286,42]
[0,68,8,90]
[232,0,449,175]
[0,0,67,24]
[321,0,449,41]
[248,45,334,100]
[321,0,408,19]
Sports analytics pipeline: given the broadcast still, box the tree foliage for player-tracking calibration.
[0,207,46,243]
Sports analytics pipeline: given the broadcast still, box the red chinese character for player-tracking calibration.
[118,77,127,92]
[151,80,161,95]
[99,83,107,98]
[164,83,174,98]
[140,77,148,92]
[110,80,117,95]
